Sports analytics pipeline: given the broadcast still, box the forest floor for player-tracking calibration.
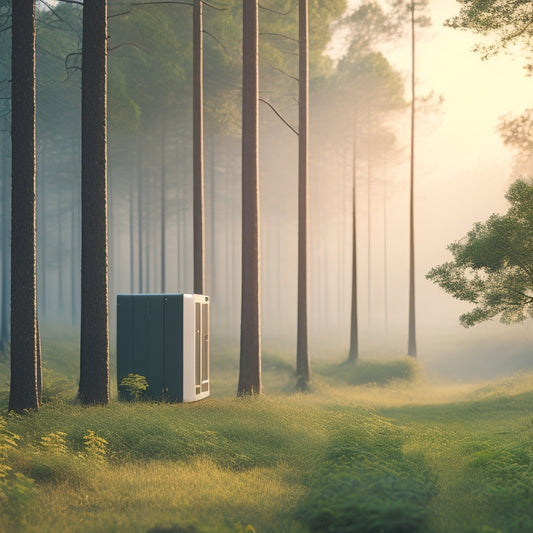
[0,337,532,532]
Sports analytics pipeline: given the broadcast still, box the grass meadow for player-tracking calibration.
[0,337,532,532]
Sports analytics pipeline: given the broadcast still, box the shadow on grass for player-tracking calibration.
[315,357,420,387]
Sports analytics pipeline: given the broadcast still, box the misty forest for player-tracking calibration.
[1,0,533,531]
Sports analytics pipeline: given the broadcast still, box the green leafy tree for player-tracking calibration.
[445,0,533,63]
[427,178,533,327]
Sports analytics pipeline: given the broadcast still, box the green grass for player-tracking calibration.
[0,340,532,532]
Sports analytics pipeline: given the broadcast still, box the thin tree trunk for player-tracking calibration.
[40,147,47,318]
[161,118,167,292]
[1,124,10,353]
[348,118,358,363]
[408,0,417,357]
[57,188,63,314]
[238,0,261,396]
[71,179,77,324]
[79,0,110,405]
[9,0,39,412]
[193,0,205,295]
[146,171,152,292]
[209,134,216,300]
[383,156,388,339]
[296,0,310,389]
[129,166,135,293]
[137,143,144,293]
[367,106,372,330]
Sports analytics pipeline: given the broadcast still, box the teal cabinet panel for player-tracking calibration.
[116,294,209,403]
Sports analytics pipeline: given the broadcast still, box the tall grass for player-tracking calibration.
[1,338,533,532]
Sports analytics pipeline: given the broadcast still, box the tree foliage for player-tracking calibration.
[427,178,533,327]
[445,0,533,63]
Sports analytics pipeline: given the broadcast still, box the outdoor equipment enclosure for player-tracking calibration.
[117,294,210,402]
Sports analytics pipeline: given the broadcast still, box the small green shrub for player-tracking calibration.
[82,430,108,462]
[40,431,68,455]
[119,373,149,401]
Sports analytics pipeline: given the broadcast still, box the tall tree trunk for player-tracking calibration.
[296,0,310,389]
[408,0,417,357]
[238,0,261,396]
[129,166,135,293]
[383,156,388,339]
[57,188,63,314]
[366,106,372,329]
[193,0,205,295]
[137,141,143,293]
[79,0,110,405]
[209,134,216,301]
[71,179,77,325]
[9,0,39,412]
[1,123,10,354]
[348,118,359,363]
[161,118,167,292]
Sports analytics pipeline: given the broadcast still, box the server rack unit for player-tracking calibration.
[117,294,209,402]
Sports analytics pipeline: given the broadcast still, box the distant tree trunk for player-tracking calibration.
[238,0,261,396]
[348,118,359,363]
[129,167,135,293]
[296,0,310,389]
[408,0,417,357]
[71,132,80,325]
[9,0,39,412]
[79,0,110,405]
[38,144,47,319]
[57,189,64,314]
[366,106,372,329]
[1,123,10,354]
[161,118,167,293]
[71,180,77,324]
[383,156,388,338]
[137,141,143,293]
[193,0,205,295]
[209,134,216,300]
[146,171,153,292]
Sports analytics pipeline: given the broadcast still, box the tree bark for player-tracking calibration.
[348,118,359,363]
[193,0,205,295]
[408,0,417,357]
[1,123,9,354]
[79,0,110,405]
[161,118,167,292]
[129,163,135,293]
[9,0,39,412]
[296,0,310,388]
[238,0,261,396]
[137,140,143,293]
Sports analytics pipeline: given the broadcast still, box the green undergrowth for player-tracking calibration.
[0,378,531,532]
[315,356,420,387]
[0,338,532,532]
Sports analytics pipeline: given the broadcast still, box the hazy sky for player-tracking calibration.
[336,0,533,378]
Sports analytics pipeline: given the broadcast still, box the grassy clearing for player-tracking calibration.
[0,342,532,532]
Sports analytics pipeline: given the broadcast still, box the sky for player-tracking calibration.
[336,0,533,380]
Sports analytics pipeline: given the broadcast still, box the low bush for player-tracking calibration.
[297,411,436,532]
[317,357,420,387]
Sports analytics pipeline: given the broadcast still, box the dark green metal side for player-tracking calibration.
[117,294,185,402]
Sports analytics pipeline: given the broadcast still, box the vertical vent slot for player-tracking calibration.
[195,302,201,390]
[201,302,209,392]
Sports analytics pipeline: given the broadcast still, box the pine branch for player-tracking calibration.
[259,98,298,135]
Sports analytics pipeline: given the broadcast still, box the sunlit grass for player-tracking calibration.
[1,337,533,532]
